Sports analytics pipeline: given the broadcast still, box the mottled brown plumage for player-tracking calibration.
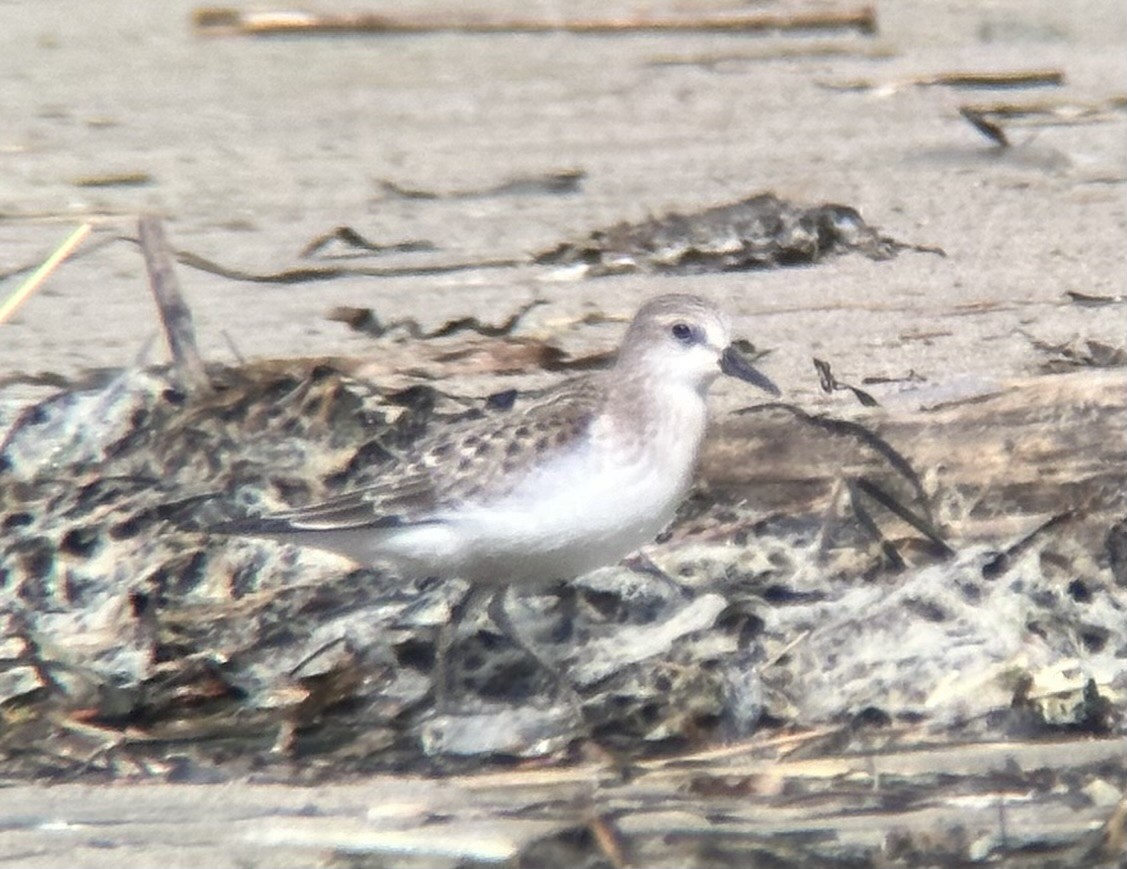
[271,376,604,530]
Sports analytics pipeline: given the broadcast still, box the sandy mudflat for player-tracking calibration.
[1,0,1123,407]
[0,0,1124,865]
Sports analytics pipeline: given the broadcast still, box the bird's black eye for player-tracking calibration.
[671,322,695,344]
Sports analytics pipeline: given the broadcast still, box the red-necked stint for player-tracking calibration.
[222,294,778,585]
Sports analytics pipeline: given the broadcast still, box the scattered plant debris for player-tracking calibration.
[325,298,545,340]
[813,357,878,407]
[1028,334,1127,371]
[299,225,436,259]
[535,193,942,276]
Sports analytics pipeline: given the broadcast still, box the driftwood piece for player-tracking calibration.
[535,193,941,277]
[958,94,1127,124]
[704,370,1125,540]
[707,369,1122,513]
[193,6,878,37]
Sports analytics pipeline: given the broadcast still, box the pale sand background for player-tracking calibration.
[1,0,1123,414]
[0,0,1124,864]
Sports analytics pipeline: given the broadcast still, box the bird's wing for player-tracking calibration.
[224,375,604,535]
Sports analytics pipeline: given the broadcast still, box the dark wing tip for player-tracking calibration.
[209,515,299,537]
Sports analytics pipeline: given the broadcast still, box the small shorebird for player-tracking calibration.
[220,294,779,586]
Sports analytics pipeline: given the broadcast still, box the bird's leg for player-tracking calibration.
[487,587,581,709]
[433,583,490,713]
[548,580,577,644]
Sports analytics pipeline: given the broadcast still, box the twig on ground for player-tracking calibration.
[138,215,212,394]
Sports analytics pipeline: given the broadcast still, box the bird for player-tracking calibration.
[217,293,780,588]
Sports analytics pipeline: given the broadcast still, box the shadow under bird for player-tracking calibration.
[215,294,779,587]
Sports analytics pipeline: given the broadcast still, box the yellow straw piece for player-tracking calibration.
[0,223,93,324]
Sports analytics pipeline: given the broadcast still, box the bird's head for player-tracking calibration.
[617,294,780,398]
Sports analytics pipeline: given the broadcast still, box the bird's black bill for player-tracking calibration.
[720,346,780,396]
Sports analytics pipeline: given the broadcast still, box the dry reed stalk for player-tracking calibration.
[0,223,93,324]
